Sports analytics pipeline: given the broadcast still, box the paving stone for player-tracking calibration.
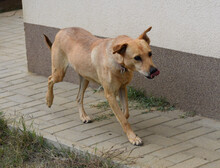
[21,100,44,108]
[82,105,107,115]
[164,117,201,127]
[79,131,120,146]
[134,116,174,129]
[173,127,214,141]
[101,122,125,135]
[143,134,180,147]
[137,155,174,168]
[136,154,158,166]
[43,115,79,125]
[71,120,113,132]
[30,92,45,100]
[151,142,195,158]
[83,127,109,136]
[148,125,184,137]
[0,101,19,109]
[169,157,208,168]
[13,87,42,96]
[176,122,201,131]
[128,112,160,125]
[61,101,78,109]
[0,91,16,98]
[28,82,48,89]
[108,135,130,144]
[25,118,55,130]
[185,147,220,162]
[53,96,73,105]
[205,130,220,140]
[165,153,193,164]
[6,81,35,90]
[130,143,163,157]
[34,104,66,113]
[189,136,220,151]
[148,158,174,168]
[82,97,98,104]
[19,107,39,115]
[26,110,51,119]
[55,129,91,142]
[0,81,11,88]
[194,118,220,130]
[0,98,10,104]
[10,78,27,85]
[132,129,153,139]
[6,94,34,103]
[199,160,220,168]
[0,70,21,79]
[91,141,120,151]
[43,120,82,134]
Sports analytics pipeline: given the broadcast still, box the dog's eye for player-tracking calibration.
[149,52,152,57]
[134,55,142,61]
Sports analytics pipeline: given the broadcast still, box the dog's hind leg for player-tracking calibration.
[76,75,91,123]
[46,49,68,107]
[119,87,129,119]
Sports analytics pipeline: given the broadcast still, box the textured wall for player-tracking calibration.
[24,23,220,119]
[22,0,220,58]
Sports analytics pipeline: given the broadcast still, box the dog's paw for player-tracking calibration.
[80,115,92,124]
[125,113,130,119]
[128,135,143,146]
[46,93,54,108]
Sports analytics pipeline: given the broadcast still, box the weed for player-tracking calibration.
[91,101,110,111]
[0,113,120,168]
[179,111,196,119]
[91,87,175,112]
[127,86,174,111]
[93,112,114,122]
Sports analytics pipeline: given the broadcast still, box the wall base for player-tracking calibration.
[24,23,220,119]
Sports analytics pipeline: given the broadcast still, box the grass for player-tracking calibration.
[91,86,174,114]
[91,101,110,111]
[179,111,196,119]
[127,86,174,111]
[0,112,120,168]
[93,112,115,122]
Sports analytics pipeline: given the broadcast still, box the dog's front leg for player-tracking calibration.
[119,87,129,119]
[104,89,143,146]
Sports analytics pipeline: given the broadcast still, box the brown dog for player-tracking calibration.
[44,27,159,146]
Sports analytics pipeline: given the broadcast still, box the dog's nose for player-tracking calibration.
[150,66,158,75]
[149,66,160,79]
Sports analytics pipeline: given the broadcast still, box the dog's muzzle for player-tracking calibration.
[146,66,160,79]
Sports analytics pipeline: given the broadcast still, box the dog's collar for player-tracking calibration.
[120,64,128,74]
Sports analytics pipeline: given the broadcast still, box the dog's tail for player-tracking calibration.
[43,34,52,49]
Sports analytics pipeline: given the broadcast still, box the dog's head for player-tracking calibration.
[113,27,159,79]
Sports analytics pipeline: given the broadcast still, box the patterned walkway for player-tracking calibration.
[1,10,220,168]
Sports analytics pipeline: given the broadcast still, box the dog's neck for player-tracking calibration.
[120,64,128,74]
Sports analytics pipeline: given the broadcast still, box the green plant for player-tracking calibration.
[127,86,174,111]
[179,111,196,119]
[90,101,110,111]
[0,113,120,167]
[93,112,114,122]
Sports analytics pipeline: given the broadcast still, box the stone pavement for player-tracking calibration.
[1,10,220,168]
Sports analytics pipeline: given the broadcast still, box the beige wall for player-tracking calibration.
[22,0,220,59]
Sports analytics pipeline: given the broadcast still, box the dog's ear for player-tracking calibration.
[138,26,152,44]
[113,43,128,55]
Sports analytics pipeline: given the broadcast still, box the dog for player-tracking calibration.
[44,26,160,146]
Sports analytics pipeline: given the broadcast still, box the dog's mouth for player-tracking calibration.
[145,70,160,79]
